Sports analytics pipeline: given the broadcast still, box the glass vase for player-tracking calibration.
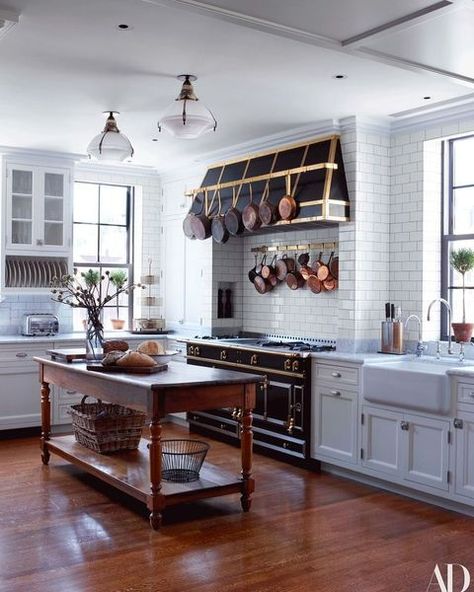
[85,313,104,361]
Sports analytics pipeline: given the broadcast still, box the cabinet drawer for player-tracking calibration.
[315,363,359,387]
[0,347,48,371]
[188,412,239,438]
[457,382,474,406]
[253,429,305,458]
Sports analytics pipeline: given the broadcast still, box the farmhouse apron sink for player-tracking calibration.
[362,358,474,415]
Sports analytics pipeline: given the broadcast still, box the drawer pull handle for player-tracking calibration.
[331,390,341,397]
[400,421,409,431]
[282,442,289,449]
[220,424,226,430]
[66,390,77,395]
[15,352,27,358]
[469,392,474,398]
[331,371,342,378]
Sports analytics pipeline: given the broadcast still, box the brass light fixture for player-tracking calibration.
[87,111,134,161]
[158,74,217,139]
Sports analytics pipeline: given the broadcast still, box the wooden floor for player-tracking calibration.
[1,425,474,592]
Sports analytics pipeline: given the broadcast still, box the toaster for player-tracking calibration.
[21,313,59,336]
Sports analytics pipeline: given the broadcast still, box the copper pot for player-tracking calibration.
[307,274,323,294]
[330,255,339,280]
[182,213,196,239]
[248,254,259,283]
[311,252,324,275]
[189,191,211,240]
[242,185,262,232]
[254,275,272,294]
[298,253,311,280]
[286,270,305,290]
[224,187,244,236]
[275,254,295,281]
[211,191,229,244]
[261,254,277,279]
[317,252,334,282]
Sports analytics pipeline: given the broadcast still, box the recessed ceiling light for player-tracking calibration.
[424,96,432,100]
[117,23,132,30]
[333,74,347,79]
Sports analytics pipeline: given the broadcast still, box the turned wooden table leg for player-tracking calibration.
[40,381,51,465]
[148,416,164,530]
[240,403,254,512]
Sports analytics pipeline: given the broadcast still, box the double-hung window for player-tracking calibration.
[73,182,134,330]
[441,134,474,338]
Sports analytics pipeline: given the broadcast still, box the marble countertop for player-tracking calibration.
[0,332,169,345]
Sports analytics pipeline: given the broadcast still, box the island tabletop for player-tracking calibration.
[35,357,262,530]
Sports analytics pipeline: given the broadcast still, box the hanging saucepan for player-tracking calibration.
[286,267,305,290]
[311,251,324,275]
[317,252,334,282]
[254,274,273,294]
[307,274,323,294]
[242,184,262,232]
[278,174,298,221]
[248,254,259,284]
[190,189,212,240]
[261,254,277,280]
[211,191,229,244]
[275,253,295,281]
[323,276,337,292]
[259,184,280,226]
[182,214,195,239]
[298,252,311,280]
[330,255,339,280]
[224,186,244,236]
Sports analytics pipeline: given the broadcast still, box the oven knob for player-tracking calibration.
[250,354,258,366]
[292,360,299,372]
[194,346,201,356]
[188,345,194,355]
[284,358,291,371]
[220,350,227,361]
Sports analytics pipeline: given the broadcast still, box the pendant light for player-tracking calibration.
[87,111,134,161]
[158,74,217,139]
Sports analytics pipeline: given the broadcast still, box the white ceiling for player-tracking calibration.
[0,0,472,170]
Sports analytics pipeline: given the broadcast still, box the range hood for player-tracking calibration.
[185,134,350,236]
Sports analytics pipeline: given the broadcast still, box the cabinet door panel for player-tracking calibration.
[455,413,474,499]
[313,387,358,464]
[162,218,185,324]
[0,371,40,429]
[402,415,449,491]
[362,406,402,476]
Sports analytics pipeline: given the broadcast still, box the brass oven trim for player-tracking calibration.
[186,354,305,379]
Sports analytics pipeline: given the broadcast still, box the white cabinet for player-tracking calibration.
[454,412,474,500]
[0,345,49,429]
[162,217,186,326]
[313,385,358,464]
[361,405,450,491]
[5,164,71,253]
[402,414,450,491]
[361,406,403,477]
[161,217,211,330]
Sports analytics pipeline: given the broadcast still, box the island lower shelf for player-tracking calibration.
[47,435,244,506]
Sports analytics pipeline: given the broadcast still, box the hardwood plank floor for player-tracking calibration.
[1,424,473,592]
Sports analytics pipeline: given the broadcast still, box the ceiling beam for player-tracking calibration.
[341,0,453,48]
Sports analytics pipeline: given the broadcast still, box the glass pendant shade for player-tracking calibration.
[87,112,134,162]
[158,75,217,139]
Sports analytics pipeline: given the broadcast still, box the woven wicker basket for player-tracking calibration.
[69,396,146,454]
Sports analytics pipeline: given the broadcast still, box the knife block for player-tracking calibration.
[381,321,404,354]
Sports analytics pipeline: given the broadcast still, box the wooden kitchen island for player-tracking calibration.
[35,357,261,530]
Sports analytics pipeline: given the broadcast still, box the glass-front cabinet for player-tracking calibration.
[6,164,71,253]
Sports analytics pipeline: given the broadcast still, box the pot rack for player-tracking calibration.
[186,162,340,216]
[251,241,338,253]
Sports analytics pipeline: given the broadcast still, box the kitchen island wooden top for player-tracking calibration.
[35,357,261,530]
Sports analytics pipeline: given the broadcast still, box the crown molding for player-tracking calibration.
[75,159,160,179]
[0,145,84,164]
[391,95,474,133]
[339,115,391,135]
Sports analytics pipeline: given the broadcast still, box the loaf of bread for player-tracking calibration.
[102,350,126,366]
[103,339,129,354]
[136,340,165,355]
[116,351,157,368]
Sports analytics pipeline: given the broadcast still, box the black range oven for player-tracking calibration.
[185,340,312,464]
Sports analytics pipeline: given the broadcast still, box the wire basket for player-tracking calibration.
[69,396,146,454]
[161,439,210,482]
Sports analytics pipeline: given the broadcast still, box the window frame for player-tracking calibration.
[440,133,474,341]
[73,181,135,329]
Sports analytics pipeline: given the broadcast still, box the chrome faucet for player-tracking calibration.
[427,298,453,355]
[405,314,425,357]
